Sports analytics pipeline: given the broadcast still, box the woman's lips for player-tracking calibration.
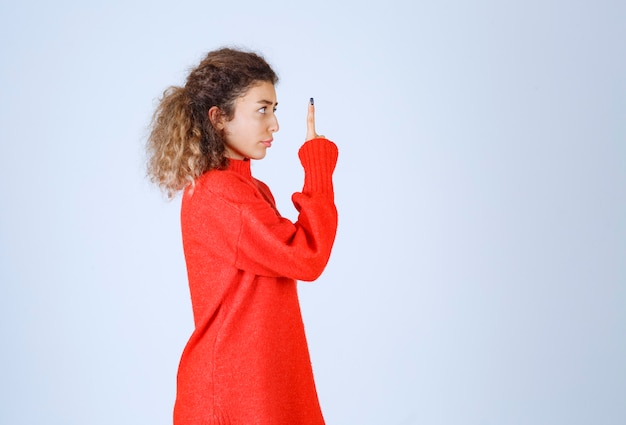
[262,139,273,148]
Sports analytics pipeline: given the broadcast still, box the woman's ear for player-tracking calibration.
[208,106,224,130]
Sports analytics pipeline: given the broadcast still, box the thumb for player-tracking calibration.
[306,98,318,141]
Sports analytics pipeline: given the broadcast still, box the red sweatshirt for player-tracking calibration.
[174,138,339,425]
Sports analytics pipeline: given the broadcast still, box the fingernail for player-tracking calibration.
[309,97,314,105]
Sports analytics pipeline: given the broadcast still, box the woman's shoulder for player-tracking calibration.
[187,168,270,206]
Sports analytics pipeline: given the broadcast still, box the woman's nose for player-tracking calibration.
[270,115,279,133]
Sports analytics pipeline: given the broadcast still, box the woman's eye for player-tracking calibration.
[259,107,267,113]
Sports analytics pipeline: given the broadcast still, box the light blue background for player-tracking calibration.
[1,1,624,424]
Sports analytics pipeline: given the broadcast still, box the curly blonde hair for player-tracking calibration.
[147,48,278,198]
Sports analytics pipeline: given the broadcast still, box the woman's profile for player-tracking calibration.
[146,47,338,424]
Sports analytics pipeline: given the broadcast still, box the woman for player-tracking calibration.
[147,47,338,424]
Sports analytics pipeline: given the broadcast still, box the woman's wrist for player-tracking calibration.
[299,138,338,195]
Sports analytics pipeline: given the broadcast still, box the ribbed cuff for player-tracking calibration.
[298,138,338,196]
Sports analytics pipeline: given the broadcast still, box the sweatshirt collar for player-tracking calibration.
[227,158,253,180]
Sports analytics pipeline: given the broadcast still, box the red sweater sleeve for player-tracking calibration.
[235,138,338,281]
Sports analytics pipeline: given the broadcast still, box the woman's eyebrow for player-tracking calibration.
[256,99,278,106]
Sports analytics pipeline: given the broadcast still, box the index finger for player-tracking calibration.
[306,97,317,141]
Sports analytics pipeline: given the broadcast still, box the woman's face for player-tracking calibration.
[220,81,279,160]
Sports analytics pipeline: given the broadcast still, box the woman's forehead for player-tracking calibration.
[238,81,277,104]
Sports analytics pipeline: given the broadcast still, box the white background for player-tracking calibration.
[1,1,624,424]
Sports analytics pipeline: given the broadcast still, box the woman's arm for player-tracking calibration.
[234,138,338,281]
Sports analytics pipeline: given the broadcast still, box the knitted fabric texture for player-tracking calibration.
[174,138,338,425]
